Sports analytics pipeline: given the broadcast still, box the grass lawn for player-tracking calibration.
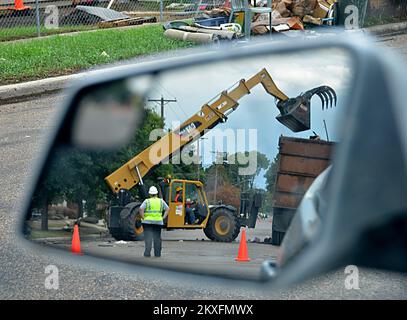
[28,219,108,240]
[29,227,106,239]
[29,229,72,239]
[0,24,195,85]
[0,25,94,42]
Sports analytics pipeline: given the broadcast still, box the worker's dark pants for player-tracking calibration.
[186,208,196,224]
[142,223,162,257]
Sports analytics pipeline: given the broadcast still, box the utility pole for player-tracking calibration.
[148,95,177,120]
[197,139,201,181]
[214,164,218,203]
[323,119,330,142]
[196,137,207,180]
[211,151,227,203]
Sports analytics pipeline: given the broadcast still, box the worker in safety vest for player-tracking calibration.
[139,186,169,257]
[174,187,199,225]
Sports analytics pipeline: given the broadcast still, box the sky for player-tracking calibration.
[144,48,354,188]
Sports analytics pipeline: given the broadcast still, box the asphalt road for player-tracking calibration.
[33,219,280,281]
[1,35,407,299]
[376,32,407,56]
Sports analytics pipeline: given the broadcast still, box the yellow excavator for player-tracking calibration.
[105,68,336,242]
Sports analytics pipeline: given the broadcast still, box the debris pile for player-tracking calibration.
[249,236,261,243]
[252,0,337,34]
[264,237,273,244]
[251,0,338,33]
[166,3,196,11]
[163,0,338,42]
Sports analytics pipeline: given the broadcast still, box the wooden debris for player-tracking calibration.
[303,14,323,25]
[98,16,157,29]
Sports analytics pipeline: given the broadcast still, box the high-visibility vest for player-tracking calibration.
[143,197,163,222]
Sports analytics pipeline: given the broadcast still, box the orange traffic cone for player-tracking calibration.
[71,224,82,255]
[14,0,30,11]
[235,228,250,262]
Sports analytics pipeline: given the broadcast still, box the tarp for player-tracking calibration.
[61,6,130,25]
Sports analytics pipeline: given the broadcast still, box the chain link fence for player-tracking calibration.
[364,0,407,25]
[0,0,226,38]
[1,0,406,40]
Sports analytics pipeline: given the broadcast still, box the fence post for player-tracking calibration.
[159,0,164,22]
[35,0,41,37]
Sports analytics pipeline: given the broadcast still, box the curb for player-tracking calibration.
[0,74,80,104]
[364,21,407,36]
[2,21,407,104]
[0,62,141,105]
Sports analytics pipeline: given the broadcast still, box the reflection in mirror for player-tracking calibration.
[72,77,149,150]
[25,48,353,281]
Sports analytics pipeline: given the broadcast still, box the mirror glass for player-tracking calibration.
[24,48,353,281]
[71,78,148,150]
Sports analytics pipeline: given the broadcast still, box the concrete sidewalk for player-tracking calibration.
[1,21,406,105]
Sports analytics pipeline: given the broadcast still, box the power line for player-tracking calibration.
[175,100,189,118]
[166,102,182,120]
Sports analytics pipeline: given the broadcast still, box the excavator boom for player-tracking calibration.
[105,68,336,194]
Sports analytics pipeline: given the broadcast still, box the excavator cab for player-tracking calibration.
[160,179,210,229]
[158,178,257,242]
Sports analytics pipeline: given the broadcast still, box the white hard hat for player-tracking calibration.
[149,186,158,195]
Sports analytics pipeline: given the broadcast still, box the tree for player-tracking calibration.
[206,182,241,208]
[202,151,270,208]
[32,109,165,219]
[262,154,279,213]
[264,154,279,193]
[89,108,165,202]
[205,151,270,192]
[31,108,206,220]
[204,163,231,203]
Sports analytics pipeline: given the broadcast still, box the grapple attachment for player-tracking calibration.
[275,86,337,132]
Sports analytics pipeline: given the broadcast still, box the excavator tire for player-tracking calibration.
[203,227,216,241]
[109,229,124,241]
[109,204,144,241]
[123,209,145,241]
[271,230,284,246]
[204,207,240,242]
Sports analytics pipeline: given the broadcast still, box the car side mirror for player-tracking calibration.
[18,36,407,289]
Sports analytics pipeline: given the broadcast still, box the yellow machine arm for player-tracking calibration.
[105,68,336,193]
